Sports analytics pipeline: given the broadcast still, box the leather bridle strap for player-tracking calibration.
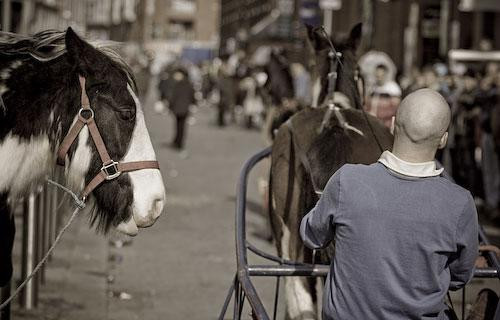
[82,161,159,198]
[57,76,111,165]
[57,75,160,201]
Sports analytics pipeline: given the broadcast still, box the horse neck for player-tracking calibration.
[337,75,361,109]
[0,55,79,196]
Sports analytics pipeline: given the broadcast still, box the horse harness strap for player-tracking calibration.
[57,75,159,201]
[285,120,323,197]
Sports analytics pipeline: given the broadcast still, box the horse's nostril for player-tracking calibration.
[133,195,165,228]
[152,198,164,219]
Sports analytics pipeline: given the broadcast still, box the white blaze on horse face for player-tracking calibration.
[0,133,52,197]
[65,119,92,191]
[118,85,165,233]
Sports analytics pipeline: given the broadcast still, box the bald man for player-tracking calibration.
[300,89,478,320]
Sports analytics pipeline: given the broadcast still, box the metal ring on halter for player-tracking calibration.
[78,107,94,121]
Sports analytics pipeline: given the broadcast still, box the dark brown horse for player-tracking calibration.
[268,24,393,319]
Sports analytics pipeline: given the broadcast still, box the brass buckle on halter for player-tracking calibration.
[101,161,121,180]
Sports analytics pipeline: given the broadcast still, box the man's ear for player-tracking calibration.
[65,27,105,76]
[438,132,448,149]
[346,23,362,52]
[305,24,329,51]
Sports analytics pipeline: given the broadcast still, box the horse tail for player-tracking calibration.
[268,123,297,255]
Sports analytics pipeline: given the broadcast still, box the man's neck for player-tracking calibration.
[392,144,436,163]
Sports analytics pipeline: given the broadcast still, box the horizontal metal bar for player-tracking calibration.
[248,265,329,277]
[248,265,498,279]
[473,267,498,278]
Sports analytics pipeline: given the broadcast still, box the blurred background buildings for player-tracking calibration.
[0,0,220,63]
[0,0,499,70]
[220,0,500,74]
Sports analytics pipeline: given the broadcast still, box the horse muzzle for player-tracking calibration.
[115,195,164,236]
[116,169,166,236]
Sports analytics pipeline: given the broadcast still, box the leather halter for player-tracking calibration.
[57,75,160,201]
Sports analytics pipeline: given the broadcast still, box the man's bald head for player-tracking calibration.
[394,89,451,147]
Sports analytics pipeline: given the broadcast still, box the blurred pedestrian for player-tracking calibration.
[158,66,194,150]
[217,60,236,127]
[291,62,312,107]
[448,70,484,199]
[365,64,402,127]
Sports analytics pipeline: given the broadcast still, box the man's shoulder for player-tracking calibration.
[338,162,381,176]
[339,163,472,196]
[434,176,474,204]
[331,163,383,185]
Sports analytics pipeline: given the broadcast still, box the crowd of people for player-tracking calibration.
[354,58,500,221]
[149,46,500,223]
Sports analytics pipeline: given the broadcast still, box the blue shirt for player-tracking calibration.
[300,162,478,320]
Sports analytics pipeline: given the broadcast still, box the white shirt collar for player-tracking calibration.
[378,151,443,178]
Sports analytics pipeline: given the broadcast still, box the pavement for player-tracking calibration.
[4,97,500,320]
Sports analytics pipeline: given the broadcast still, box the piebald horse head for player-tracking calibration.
[0,28,165,235]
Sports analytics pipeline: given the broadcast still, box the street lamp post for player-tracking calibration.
[319,0,342,35]
[2,0,12,32]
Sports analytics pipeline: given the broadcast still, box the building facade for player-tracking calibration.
[151,0,219,43]
[219,0,312,60]
[327,0,500,73]
[219,0,500,72]
[1,0,86,34]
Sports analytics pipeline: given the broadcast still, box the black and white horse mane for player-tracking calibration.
[0,29,137,91]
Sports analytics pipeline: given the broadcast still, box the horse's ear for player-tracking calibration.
[305,24,329,51]
[65,27,103,75]
[346,23,362,51]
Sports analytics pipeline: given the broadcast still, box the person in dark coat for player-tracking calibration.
[158,67,195,150]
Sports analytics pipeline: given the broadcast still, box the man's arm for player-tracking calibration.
[299,168,342,249]
[449,194,479,291]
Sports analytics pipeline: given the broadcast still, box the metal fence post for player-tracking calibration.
[20,192,37,309]
[36,186,49,285]
[42,184,51,281]
[49,174,59,259]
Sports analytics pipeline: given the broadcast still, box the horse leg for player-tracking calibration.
[281,223,316,320]
[0,193,15,288]
[284,169,318,320]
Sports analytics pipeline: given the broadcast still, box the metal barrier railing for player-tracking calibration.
[0,169,64,320]
[219,148,500,320]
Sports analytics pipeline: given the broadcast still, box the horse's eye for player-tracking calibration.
[119,109,135,121]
